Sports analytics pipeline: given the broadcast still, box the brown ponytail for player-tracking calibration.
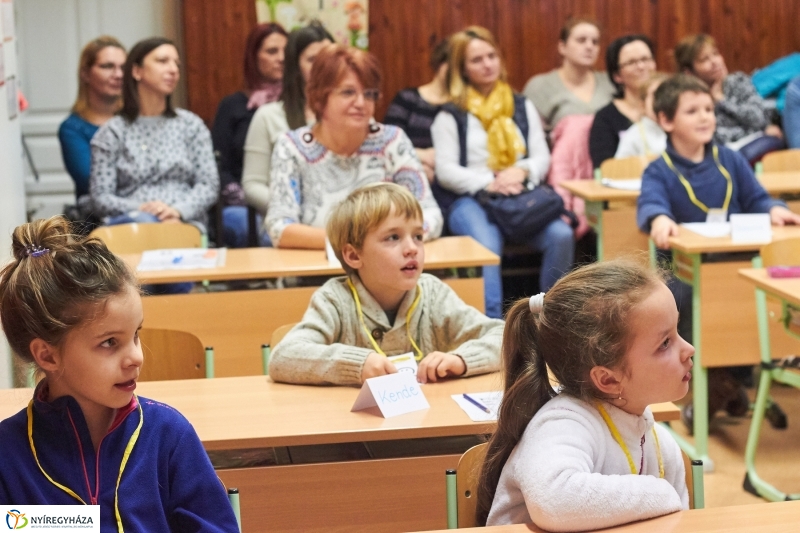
[475,259,665,525]
[0,216,137,370]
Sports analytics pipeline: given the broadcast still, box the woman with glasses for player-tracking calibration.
[265,44,443,249]
[58,36,126,219]
[588,35,656,169]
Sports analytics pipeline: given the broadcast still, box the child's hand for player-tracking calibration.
[650,215,679,249]
[361,352,397,382]
[417,352,466,384]
[770,206,800,226]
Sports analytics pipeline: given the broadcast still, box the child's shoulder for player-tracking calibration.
[137,396,193,431]
[529,394,605,431]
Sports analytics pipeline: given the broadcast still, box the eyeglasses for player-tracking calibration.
[619,56,655,69]
[333,87,380,102]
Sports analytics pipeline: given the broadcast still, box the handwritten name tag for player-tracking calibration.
[730,213,772,244]
[351,372,430,418]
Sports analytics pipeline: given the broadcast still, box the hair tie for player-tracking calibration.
[529,292,544,314]
[25,245,50,258]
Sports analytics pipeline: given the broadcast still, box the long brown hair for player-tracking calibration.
[0,217,138,372]
[475,259,665,525]
[71,36,125,118]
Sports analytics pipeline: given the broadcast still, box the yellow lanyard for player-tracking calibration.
[27,397,144,533]
[347,277,424,361]
[662,145,732,214]
[596,403,664,478]
[638,121,652,157]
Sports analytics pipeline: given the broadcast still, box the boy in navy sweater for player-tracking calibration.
[637,74,800,429]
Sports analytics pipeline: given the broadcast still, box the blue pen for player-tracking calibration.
[172,255,183,264]
[462,393,491,414]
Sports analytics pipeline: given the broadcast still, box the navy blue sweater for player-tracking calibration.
[637,142,780,231]
[0,388,238,532]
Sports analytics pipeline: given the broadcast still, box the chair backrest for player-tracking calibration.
[271,323,297,349]
[138,327,210,381]
[759,237,800,268]
[682,450,704,509]
[761,149,800,173]
[446,442,488,528]
[89,223,202,255]
[599,156,646,180]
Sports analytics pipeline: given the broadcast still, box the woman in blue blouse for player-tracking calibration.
[58,36,126,214]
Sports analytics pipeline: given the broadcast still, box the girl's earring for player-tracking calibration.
[617,390,623,400]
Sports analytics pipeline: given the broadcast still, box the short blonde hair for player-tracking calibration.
[638,71,669,100]
[326,183,423,274]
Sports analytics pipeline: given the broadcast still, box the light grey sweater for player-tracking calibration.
[268,273,504,385]
[487,395,687,531]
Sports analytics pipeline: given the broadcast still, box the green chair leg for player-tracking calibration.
[446,469,457,529]
[691,460,705,509]
[228,488,241,532]
[262,344,270,376]
[205,346,215,379]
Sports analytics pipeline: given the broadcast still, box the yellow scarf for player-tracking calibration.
[466,81,525,171]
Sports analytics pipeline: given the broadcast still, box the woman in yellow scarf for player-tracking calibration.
[430,26,574,319]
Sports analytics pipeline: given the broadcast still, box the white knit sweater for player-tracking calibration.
[487,394,687,531]
[268,274,503,385]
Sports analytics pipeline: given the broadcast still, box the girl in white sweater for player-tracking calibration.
[478,260,694,531]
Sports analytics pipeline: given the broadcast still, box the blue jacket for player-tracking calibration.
[58,113,99,199]
[637,142,781,231]
[0,386,239,533]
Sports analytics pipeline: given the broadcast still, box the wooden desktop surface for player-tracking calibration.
[121,235,499,284]
[560,180,640,202]
[669,225,800,254]
[739,268,800,306]
[420,500,800,533]
[0,374,679,451]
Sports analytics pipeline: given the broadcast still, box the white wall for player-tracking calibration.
[0,2,29,388]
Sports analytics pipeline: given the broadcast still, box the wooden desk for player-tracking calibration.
[0,375,679,533]
[560,180,645,261]
[128,236,499,377]
[562,174,800,262]
[664,225,800,471]
[122,236,499,284]
[418,500,800,532]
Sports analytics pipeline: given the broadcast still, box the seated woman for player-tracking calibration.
[265,44,443,249]
[242,21,333,239]
[384,39,450,184]
[524,18,614,238]
[58,36,126,220]
[431,26,574,319]
[786,75,800,149]
[589,35,656,169]
[211,22,287,247]
[675,34,783,162]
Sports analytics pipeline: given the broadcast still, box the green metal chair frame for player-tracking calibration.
[228,488,242,532]
[444,443,704,529]
[743,254,800,501]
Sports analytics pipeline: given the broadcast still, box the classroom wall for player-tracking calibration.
[182,0,800,125]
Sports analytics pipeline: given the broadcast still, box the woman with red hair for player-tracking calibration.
[211,22,288,247]
[265,44,443,249]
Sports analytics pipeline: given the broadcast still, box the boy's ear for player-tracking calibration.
[656,111,674,133]
[29,338,60,373]
[589,365,624,397]
[340,243,364,271]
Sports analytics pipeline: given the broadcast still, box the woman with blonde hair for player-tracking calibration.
[431,26,573,319]
[58,36,126,212]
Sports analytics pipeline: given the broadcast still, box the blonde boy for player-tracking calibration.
[269,183,503,385]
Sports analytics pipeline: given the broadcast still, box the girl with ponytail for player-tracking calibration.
[477,259,694,531]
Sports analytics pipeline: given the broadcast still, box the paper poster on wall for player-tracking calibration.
[1,0,13,42]
[255,0,368,49]
[0,43,4,86]
[6,75,16,119]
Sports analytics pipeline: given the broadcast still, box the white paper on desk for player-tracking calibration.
[680,222,731,238]
[451,391,503,422]
[137,248,226,271]
[351,372,429,418]
[730,213,772,244]
[601,178,641,191]
[387,352,418,375]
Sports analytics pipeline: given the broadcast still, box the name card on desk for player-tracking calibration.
[351,373,430,418]
[730,213,772,244]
